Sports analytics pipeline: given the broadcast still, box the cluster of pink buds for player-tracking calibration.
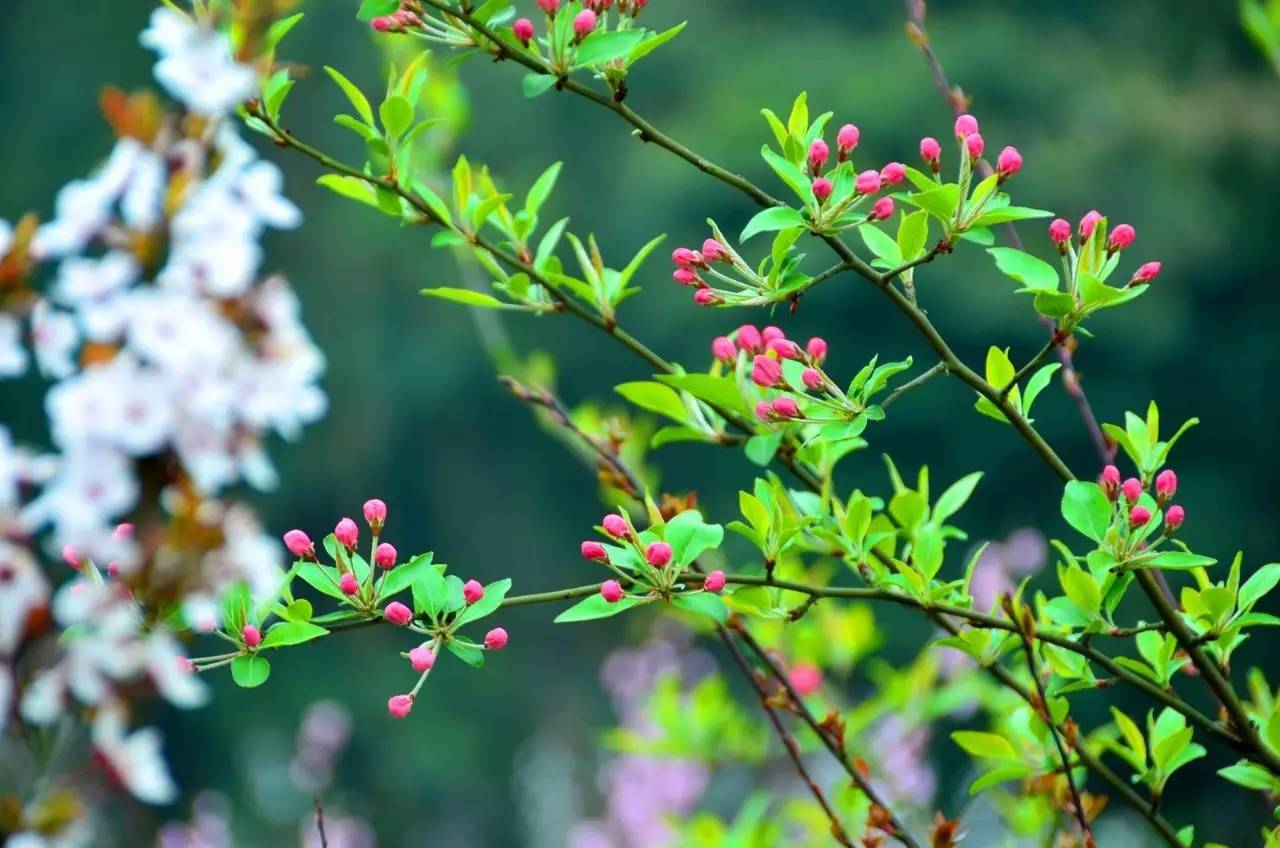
[1049,212,1161,287]
[711,325,830,424]
[802,120,900,226]
[370,3,423,33]
[578,511,726,601]
[1100,465,1185,534]
[942,114,1021,184]
[282,499,402,608]
[670,237,735,306]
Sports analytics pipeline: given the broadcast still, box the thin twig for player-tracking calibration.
[882,362,948,409]
[999,340,1055,400]
[719,629,857,848]
[314,796,329,848]
[1006,596,1095,846]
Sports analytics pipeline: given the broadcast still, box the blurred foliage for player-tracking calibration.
[3,0,1280,844]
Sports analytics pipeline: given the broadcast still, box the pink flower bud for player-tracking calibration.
[771,396,800,418]
[1129,505,1152,528]
[242,624,262,648]
[335,517,359,551]
[363,498,387,530]
[375,542,397,570]
[513,17,534,45]
[808,139,830,172]
[581,541,609,562]
[836,123,860,156]
[965,132,984,160]
[954,114,979,138]
[672,267,700,286]
[703,570,726,593]
[1122,477,1143,502]
[484,627,508,650]
[463,579,484,605]
[701,238,727,262]
[692,287,720,306]
[1108,224,1135,252]
[62,544,82,570]
[812,177,833,203]
[537,0,560,12]
[387,693,414,718]
[572,9,596,39]
[755,401,773,421]
[112,522,134,541]
[737,324,764,352]
[1155,469,1178,499]
[1101,465,1121,499]
[283,530,314,559]
[107,562,121,577]
[672,247,700,268]
[761,326,785,345]
[646,541,673,567]
[871,196,895,221]
[603,513,629,538]
[920,136,942,164]
[409,645,436,672]
[996,146,1022,179]
[751,355,782,387]
[789,662,823,696]
[855,169,881,195]
[371,15,395,32]
[1164,505,1185,532]
[601,579,624,603]
[384,601,413,626]
[879,162,906,185]
[340,572,359,595]
[712,336,737,362]
[1079,210,1103,240]
[806,337,828,362]
[802,368,824,390]
[1133,261,1162,284]
[768,338,800,359]
[1049,218,1072,244]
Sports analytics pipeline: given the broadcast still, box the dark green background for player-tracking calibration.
[4,2,1279,844]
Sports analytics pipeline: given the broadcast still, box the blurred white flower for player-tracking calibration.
[0,313,27,378]
[0,541,48,657]
[92,701,178,805]
[141,8,255,118]
[30,300,78,380]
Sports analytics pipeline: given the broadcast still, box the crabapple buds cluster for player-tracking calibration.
[1049,211,1161,287]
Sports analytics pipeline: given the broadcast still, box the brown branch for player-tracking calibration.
[314,796,329,848]
[719,628,857,848]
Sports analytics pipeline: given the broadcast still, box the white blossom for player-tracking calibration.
[92,701,178,805]
[141,8,255,118]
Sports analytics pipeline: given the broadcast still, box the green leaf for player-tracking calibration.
[522,73,558,98]
[457,578,512,625]
[296,562,346,601]
[952,730,1017,760]
[261,621,328,649]
[420,287,507,308]
[970,205,1053,227]
[896,210,929,260]
[379,95,412,139]
[1144,551,1217,571]
[524,161,563,218]
[744,432,783,466]
[904,183,960,222]
[671,592,728,624]
[760,146,813,203]
[616,381,689,423]
[555,593,648,623]
[1061,565,1102,614]
[1219,760,1280,791]
[231,655,271,688]
[316,174,377,207]
[323,66,373,126]
[654,374,746,416]
[628,21,687,64]
[665,511,724,567]
[1061,481,1113,542]
[573,29,646,66]
[447,640,485,668]
[356,0,398,20]
[859,224,902,265]
[740,207,804,242]
[411,560,450,618]
[933,472,982,524]
[379,552,435,599]
[988,247,1059,291]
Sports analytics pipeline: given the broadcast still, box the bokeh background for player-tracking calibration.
[4,1,1280,845]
